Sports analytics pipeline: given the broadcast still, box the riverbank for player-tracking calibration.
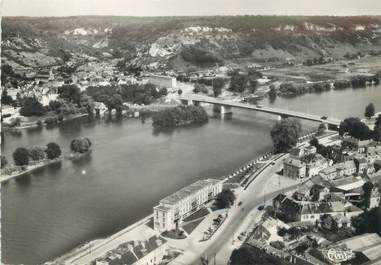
[1,149,93,184]
[3,113,89,131]
[0,157,63,183]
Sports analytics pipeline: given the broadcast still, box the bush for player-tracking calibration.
[1,155,8,169]
[70,137,92,153]
[58,113,64,122]
[45,116,58,125]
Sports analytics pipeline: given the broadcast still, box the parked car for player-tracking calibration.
[321,116,328,120]
[238,201,243,206]
[257,205,264,211]
[256,105,263,108]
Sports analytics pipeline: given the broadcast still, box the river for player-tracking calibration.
[2,85,381,264]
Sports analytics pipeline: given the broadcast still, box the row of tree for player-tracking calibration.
[3,137,92,168]
[9,142,62,167]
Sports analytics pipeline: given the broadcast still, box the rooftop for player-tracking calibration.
[160,178,221,205]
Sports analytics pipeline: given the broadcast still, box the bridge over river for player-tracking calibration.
[180,94,341,129]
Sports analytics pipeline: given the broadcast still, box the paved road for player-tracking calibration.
[191,157,298,265]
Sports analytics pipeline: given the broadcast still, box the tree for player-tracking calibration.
[352,207,381,236]
[57,84,81,105]
[45,142,62,159]
[1,89,15,105]
[1,155,8,169]
[339,117,372,140]
[19,97,46,116]
[28,146,46,161]
[248,78,258,93]
[374,115,381,141]
[215,189,236,209]
[362,182,375,208]
[70,137,92,153]
[193,83,201,93]
[365,103,375,119]
[13,147,29,166]
[318,123,327,135]
[212,78,225,97]
[268,85,277,99]
[270,118,302,153]
[229,72,246,93]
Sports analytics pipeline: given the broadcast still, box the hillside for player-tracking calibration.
[2,16,381,71]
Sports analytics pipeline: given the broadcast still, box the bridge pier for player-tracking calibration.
[181,99,200,106]
[192,100,200,106]
[181,99,189,105]
[213,104,232,115]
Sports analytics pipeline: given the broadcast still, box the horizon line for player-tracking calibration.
[3,14,381,18]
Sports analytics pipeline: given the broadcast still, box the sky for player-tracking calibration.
[1,0,381,17]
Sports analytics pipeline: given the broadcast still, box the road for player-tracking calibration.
[180,94,341,127]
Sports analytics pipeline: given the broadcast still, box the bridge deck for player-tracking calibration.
[180,95,341,126]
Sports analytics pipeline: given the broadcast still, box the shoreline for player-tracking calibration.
[0,157,63,183]
[3,113,89,131]
[1,150,93,184]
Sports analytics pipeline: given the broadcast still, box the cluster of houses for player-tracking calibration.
[2,54,180,124]
[94,236,170,265]
[244,135,381,265]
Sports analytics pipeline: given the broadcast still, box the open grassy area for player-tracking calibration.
[182,218,205,235]
[183,207,210,222]
[161,229,187,240]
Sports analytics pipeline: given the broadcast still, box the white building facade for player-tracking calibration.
[153,179,223,232]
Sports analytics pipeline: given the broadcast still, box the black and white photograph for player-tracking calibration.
[1,0,381,264]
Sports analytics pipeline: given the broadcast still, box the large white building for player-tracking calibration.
[145,75,176,89]
[153,179,223,232]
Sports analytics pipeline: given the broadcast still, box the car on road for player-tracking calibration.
[270,162,275,165]
[257,205,264,211]
[321,116,328,120]
[256,105,263,108]
[238,201,243,206]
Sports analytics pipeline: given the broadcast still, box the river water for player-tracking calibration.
[2,85,381,264]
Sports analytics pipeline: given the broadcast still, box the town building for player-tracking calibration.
[299,201,362,223]
[330,176,365,191]
[319,160,357,180]
[273,193,363,224]
[283,158,306,179]
[342,136,372,152]
[303,154,329,177]
[289,146,316,159]
[153,179,223,232]
[365,142,381,163]
[369,185,380,209]
[145,75,176,89]
[94,236,168,265]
